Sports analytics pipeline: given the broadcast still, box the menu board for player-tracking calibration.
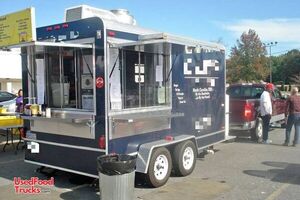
[0,7,36,48]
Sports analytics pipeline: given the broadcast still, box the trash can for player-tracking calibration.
[97,154,136,200]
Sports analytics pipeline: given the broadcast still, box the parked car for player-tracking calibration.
[0,91,17,112]
[226,83,287,141]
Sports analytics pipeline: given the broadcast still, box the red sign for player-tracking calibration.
[96,77,104,88]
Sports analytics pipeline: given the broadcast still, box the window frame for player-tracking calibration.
[23,41,95,113]
[108,43,172,114]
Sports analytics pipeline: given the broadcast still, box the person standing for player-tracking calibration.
[284,87,300,147]
[16,89,23,113]
[260,83,273,144]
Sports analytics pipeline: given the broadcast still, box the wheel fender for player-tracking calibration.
[135,135,196,174]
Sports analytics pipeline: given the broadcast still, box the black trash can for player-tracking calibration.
[97,154,136,200]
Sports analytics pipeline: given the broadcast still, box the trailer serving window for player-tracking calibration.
[21,42,94,111]
[109,42,171,110]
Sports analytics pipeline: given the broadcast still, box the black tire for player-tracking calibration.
[146,147,172,188]
[173,140,197,176]
[250,118,263,141]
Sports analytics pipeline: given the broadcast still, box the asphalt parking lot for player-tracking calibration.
[0,127,300,200]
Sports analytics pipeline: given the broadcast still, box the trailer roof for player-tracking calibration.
[104,19,225,51]
[110,33,224,51]
[65,5,225,51]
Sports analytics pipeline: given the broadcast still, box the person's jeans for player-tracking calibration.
[285,115,294,143]
[293,113,300,145]
[262,114,271,141]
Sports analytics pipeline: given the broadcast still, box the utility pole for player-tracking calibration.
[264,42,278,83]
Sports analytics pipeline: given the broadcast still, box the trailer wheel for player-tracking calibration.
[173,140,197,176]
[250,118,263,142]
[146,147,172,188]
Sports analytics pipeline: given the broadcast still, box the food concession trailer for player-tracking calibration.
[13,5,227,187]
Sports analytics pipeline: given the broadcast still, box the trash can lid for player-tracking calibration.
[97,154,136,175]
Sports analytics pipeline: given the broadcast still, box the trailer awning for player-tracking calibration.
[110,33,224,51]
[6,41,93,49]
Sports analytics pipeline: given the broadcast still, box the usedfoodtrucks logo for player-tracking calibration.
[14,177,54,194]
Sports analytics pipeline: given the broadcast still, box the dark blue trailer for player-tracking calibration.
[17,5,227,187]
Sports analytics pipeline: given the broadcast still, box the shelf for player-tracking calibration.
[21,115,92,124]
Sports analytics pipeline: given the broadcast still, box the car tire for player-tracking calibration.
[250,118,263,142]
[173,140,197,176]
[146,147,172,188]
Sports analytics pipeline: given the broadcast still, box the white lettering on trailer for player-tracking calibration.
[58,35,67,41]
[185,46,193,54]
[27,142,40,153]
[184,59,219,76]
[173,83,187,103]
[193,87,213,100]
[184,62,192,75]
[205,78,216,87]
[195,116,212,130]
[195,59,219,75]
[195,121,200,130]
[70,31,79,39]
[210,78,215,87]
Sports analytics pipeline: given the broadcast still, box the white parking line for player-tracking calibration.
[0,140,22,145]
[68,183,90,191]
[50,183,90,193]
[266,183,290,200]
[0,158,23,165]
[265,176,298,200]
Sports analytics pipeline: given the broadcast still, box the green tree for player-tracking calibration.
[271,55,285,84]
[227,29,268,83]
[280,49,300,84]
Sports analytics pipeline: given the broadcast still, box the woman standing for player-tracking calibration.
[16,89,23,113]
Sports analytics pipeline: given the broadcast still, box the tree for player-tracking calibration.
[280,49,300,84]
[270,55,285,84]
[227,29,268,83]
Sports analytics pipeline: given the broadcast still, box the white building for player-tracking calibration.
[0,49,22,94]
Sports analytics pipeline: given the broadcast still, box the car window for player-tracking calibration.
[252,87,264,98]
[226,86,241,98]
[272,89,282,99]
[0,92,16,102]
[227,86,264,99]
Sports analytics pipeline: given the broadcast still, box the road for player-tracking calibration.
[0,127,299,200]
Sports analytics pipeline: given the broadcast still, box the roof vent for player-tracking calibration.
[65,5,137,25]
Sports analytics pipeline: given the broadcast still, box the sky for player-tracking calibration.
[0,0,299,56]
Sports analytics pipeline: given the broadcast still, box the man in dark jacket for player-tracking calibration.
[284,87,300,147]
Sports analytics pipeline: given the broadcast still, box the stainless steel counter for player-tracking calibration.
[21,109,94,124]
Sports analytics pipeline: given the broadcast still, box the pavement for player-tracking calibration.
[0,127,300,200]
